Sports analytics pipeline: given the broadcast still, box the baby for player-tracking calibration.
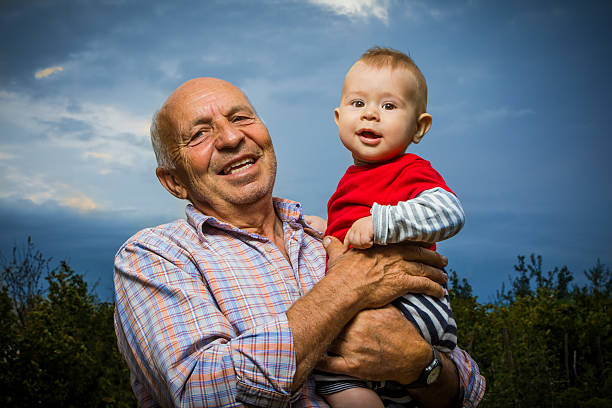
[316,47,466,407]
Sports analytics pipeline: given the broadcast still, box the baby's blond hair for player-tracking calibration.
[358,46,428,114]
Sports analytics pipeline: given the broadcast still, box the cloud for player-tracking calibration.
[0,152,15,160]
[308,0,390,24]
[83,151,112,162]
[0,165,100,212]
[158,59,182,80]
[0,90,151,168]
[478,107,535,122]
[61,196,98,212]
[34,66,64,79]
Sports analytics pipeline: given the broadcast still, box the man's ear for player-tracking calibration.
[334,108,340,126]
[412,113,432,144]
[156,167,188,200]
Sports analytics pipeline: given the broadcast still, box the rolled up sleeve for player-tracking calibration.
[448,347,486,407]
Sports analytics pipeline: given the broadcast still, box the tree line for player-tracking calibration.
[1,238,610,407]
[449,254,612,407]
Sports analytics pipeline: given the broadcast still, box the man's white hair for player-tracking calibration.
[150,109,175,169]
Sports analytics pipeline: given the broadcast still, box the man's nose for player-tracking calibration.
[214,122,245,150]
[361,106,379,121]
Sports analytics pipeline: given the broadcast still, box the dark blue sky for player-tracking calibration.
[1,0,611,302]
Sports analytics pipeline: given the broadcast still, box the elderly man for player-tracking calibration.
[114,78,485,407]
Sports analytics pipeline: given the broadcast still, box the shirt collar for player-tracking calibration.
[185,197,305,239]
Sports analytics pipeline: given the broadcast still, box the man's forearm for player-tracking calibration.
[287,268,363,391]
[287,237,448,392]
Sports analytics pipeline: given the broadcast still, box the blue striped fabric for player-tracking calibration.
[394,290,458,352]
[372,187,463,351]
[372,187,465,245]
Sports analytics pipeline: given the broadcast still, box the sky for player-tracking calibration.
[1,0,611,302]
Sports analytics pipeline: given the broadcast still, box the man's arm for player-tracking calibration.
[114,235,299,407]
[316,305,485,407]
[287,235,448,391]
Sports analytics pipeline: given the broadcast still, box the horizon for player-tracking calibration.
[1,0,611,303]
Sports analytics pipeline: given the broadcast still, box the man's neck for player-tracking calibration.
[196,196,290,262]
[194,196,283,244]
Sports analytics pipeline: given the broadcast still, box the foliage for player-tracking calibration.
[2,237,611,407]
[1,238,135,407]
[450,255,612,407]
[1,236,50,328]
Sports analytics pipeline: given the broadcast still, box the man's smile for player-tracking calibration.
[216,152,261,177]
[222,157,256,175]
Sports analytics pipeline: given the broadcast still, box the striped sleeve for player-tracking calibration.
[372,187,465,245]
[448,347,486,407]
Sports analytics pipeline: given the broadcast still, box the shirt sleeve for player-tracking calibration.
[113,235,297,407]
[448,346,486,407]
[371,187,465,245]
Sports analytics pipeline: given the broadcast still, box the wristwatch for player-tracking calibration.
[405,345,443,388]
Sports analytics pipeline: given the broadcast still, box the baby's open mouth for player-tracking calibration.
[357,129,382,139]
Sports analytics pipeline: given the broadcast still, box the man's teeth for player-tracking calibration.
[223,159,255,175]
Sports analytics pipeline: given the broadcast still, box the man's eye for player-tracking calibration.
[383,103,396,110]
[232,115,249,122]
[189,127,212,145]
[351,100,364,108]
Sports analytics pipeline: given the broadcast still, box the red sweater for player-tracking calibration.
[326,153,453,248]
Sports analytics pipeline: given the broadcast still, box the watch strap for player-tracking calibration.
[405,345,443,388]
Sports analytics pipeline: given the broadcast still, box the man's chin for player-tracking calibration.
[222,181,274,206]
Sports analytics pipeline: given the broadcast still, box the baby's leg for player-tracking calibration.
[324,387,384,408]
[393,289,457,351]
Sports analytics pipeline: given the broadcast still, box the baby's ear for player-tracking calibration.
[334,108,340,126]
[412,113,432,144]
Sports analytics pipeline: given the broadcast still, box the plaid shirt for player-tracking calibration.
[114,198,485,407]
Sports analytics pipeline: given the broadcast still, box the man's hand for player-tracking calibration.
[344,216,374,251]
[317,306,431,383]
[325,236,447,310]
[304,215,327,233]
[287,236,447,391]
[316,306,461,408]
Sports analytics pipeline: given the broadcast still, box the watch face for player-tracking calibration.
[427,365,441,385]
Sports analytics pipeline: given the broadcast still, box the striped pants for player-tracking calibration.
[315,286,457,404]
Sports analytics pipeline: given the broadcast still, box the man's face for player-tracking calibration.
[162,78,277,212]
[335,62,421,165]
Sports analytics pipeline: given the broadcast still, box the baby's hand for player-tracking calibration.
[304,215,327,232]
[344,216,374,251]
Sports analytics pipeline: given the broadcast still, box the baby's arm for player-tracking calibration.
[344,187,464,249]
[372,187,465,245]
[344,216,375,250]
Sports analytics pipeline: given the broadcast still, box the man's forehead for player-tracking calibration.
[164,77,252,118]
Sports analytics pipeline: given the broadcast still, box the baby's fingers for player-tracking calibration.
[343,233,352,253]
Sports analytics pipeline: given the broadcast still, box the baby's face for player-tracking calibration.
[335,62,421,165]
